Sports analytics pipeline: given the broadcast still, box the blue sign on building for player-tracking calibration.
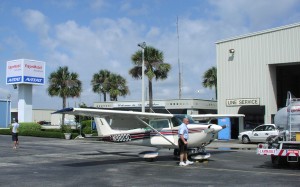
[0,100,11,128]
[218,118,231,140]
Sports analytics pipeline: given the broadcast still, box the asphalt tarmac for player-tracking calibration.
[1,135,300,187]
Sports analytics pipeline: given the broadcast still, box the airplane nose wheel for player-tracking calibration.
[173,149,180,160]
[173,149,180,156]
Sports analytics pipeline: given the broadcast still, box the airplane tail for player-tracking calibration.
[94,117,118,136]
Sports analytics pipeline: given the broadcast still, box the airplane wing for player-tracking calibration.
[53,107,174,119]
[53,107,177,147]
[191,114,245,121]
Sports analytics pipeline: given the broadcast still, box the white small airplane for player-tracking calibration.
[54,108,244,161]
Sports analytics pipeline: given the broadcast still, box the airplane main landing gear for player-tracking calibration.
[138,151,158,162]
[173,147,211,161]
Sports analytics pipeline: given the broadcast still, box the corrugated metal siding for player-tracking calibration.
[217,24,300,123]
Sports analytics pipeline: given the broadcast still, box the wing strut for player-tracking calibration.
[135,117,177,147]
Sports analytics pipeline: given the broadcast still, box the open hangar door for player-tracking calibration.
[238,105,265,131]
[276,64,300,109]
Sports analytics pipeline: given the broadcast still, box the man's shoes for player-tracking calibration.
[179,162,187,166]
[186,160,194,165]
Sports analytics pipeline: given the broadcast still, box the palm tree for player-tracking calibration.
[91,70,111,102]
[202,66,217,100]
[129,46,171,111]
[48,66,82,125]
[107,73,130,101]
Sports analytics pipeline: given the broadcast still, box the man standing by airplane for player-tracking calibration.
[178,118,194,166]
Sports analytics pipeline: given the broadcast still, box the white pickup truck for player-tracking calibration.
[238,124,279,144]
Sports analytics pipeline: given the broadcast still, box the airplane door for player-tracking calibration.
[149,119,175,146]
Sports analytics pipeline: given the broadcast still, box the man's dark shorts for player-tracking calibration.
[12,133,18,141]
[178,138,187,153]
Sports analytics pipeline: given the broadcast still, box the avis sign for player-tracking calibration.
[6,59,45,85]
[226,98,260,107]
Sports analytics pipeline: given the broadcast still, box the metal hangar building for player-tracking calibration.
[217,22,300,131]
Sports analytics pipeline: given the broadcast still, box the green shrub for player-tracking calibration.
[41,129,61,132]
[18,123,41,134]
[61,124,72,133]
[20,130,62,138]
[83,125,92,134]
[81,120,96,135]
[80,120,92,129]
[0,128,12,135]
[0,122,79,139]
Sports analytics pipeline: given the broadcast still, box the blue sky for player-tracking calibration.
[1,0,300,109]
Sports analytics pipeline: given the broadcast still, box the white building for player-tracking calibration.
[94,99,217,115]
[6,99,216,126]
[10,108,75,126]
[217,22,300,132]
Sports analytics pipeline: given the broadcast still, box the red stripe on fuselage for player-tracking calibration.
[101,127,206,142]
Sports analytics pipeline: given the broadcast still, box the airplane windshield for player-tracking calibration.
[172,115,195,127]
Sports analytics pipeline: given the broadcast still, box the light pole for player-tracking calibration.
[138,42,146,113]
[6,94,11,127]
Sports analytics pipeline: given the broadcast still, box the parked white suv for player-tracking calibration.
[238,124,279,144]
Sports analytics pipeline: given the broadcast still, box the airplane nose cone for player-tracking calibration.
[210,124,223,133]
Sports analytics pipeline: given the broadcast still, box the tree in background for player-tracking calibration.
[202,66,217,100]
[48,66,82,125]
[91,70,111,102]
[107,73,130,101]
[91,70,129,102]
[129,46,171,111]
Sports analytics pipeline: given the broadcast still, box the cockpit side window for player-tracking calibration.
[149,119,170,129]
[171,117,181,127]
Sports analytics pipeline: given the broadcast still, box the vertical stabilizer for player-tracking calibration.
[94,117,118,136]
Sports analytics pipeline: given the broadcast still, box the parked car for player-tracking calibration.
[238,124,279,144]
[37,120,51,125]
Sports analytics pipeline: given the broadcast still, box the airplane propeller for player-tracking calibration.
[204,124,225,133]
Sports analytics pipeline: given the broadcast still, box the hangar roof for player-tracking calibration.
[216,22,300,44]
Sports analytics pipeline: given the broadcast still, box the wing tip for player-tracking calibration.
[52,107,74,114]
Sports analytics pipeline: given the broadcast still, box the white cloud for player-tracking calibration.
[209,0,300,29]
[89,0,107,10]
[49,0,77,9]
[146,27,161,38]
[5,1,300,109]
[120,1,149,16]
[18,9,49,37]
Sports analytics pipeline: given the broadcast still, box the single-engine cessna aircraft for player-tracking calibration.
[54,108,244,161]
